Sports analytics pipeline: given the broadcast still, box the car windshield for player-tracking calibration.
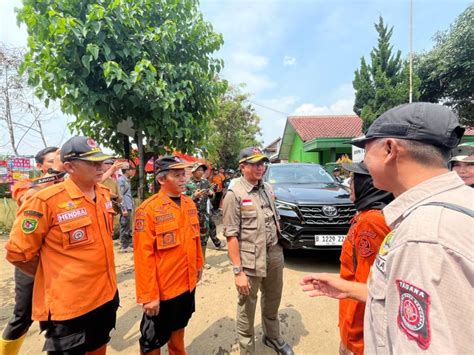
[267,165,335,184]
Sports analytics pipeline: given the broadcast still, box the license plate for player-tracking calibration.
[314,235,346,246]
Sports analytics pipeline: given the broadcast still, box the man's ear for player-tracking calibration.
[62,161,75,175]
[383,138,400,164]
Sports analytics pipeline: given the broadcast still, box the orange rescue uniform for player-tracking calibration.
[133,190,203,304]
[5,178,117,321]
[212,173,224,193]
[339,209,390,354]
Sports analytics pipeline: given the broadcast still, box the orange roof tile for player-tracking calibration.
[288,115,363,141]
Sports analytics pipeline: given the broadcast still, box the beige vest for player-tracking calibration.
[229,178,280,277]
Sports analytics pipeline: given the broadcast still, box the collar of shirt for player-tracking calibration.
[239,176,263,193]
[157,189,183,210]
[64,178,108,202]
[383,171,465,227]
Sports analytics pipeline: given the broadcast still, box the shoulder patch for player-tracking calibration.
[396,280,431,350]
[358,236,375,257]
[22,218,39,234]
[23,210,44,218]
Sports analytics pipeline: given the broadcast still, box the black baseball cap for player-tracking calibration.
[154,156,189,173]
[61,136,112,162]
[342,161,370,175]
[238,147,269,164]
[351,103,465,149]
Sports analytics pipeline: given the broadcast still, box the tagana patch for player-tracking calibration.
[396,279,431,350]
[22,218,38,234]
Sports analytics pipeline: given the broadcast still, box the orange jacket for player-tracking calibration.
[339,209,390,354]
[133,190,203,304]
[212,174,224,192]
[12,174,65,206]
[5,178,117,321]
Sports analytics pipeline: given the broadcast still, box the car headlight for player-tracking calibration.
[275,200,297,211]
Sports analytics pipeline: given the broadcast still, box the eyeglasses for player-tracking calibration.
[246,161,267,168]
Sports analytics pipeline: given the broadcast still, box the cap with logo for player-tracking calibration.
[154,156,189,173]
[238,147,270,164]
[191,162,208,173]
[341,161,370,175]
[351,102,465,149]
[61,136,112,162]
[449,143,474,163]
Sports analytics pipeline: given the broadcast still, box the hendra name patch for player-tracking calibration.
[57,208,88,223]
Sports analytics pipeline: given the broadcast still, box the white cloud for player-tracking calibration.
[293,98,355,116]
[283,56,296,66]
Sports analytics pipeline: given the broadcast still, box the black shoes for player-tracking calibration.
[262,336,294,355]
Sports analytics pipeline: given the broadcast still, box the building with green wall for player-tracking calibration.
[278,115,363,164]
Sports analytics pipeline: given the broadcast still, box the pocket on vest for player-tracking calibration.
[241,210,257,230]
[240,240,256,269]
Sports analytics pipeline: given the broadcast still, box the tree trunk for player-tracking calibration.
[137,131,145,201]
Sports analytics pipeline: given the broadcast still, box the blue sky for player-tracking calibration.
[1,0,470,155]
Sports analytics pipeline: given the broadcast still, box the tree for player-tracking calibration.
[0,44,53,155]
[415,5,473,126]
[207,85,262,169]
[17,0,226,198]
[353,17,420,131]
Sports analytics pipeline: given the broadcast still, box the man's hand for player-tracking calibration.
[300,273,368,302]
[114,161,129,172]
[197,268,203,282]
[235,272,251,295]
[194,189,205,199]
[12,255,40,277]
[300,273,351,299]
[143,299,160,317]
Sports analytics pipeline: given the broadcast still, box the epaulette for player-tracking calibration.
[97,182,111,192]
[34,182,67,201]
[137,193,162,210]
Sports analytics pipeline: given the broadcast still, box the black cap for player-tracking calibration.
[238,147,269,164]
[342,161,370,175]
[154,156,189,173]
[61,136,112,162]
[351,103,465,149]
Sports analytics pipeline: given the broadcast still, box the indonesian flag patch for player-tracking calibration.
[241,198,254,206]
[396,280,431,350]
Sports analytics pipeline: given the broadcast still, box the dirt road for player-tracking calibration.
[0,227,341,354]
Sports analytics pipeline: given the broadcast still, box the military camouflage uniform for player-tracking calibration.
[185,178,212,247]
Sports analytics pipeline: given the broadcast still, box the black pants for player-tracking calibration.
[40,292,120,354]
[2,268,34,340]
[212,192,222,211]
[208,217,221,247]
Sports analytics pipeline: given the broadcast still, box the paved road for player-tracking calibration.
[0,232,342,354]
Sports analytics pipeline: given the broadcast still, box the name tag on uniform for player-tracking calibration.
[57,208,88,223]
[105,200,113,210]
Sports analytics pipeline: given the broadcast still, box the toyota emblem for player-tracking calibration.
[322,206,337,217]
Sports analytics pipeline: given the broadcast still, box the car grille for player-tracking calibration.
[298,205,356,225]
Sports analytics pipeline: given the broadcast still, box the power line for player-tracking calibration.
[248,100,290,116]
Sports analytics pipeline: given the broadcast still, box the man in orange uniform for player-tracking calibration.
[1,147,65,355]
[133,156,203,355]
[211,167,224,212]
[337,162,393,354]
[12,146,63,206]
[5,136,118,355]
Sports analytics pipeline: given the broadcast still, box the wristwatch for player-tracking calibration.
[232,265,243,275]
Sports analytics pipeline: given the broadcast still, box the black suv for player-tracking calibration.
[264,163,356,250]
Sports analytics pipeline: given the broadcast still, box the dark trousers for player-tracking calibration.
[208,217,221,247]
[119,210,132,248]
[2,268,34,340]
[212,192,222,211]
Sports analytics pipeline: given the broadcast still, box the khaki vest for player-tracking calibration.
[228,178,280,277]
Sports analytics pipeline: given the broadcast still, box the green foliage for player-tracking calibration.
[353,17,420,131]
[415,5,473,126]
[17,0,226,154]
[207,85,262,169]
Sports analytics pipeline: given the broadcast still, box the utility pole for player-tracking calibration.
[409,0,413,103]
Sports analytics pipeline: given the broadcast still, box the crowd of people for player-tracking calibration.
[1,102,473,355]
